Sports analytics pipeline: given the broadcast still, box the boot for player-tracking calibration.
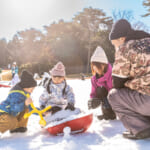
[10,127,27,133]
[97,107,116,120]
[97,97,116,120]
[123,128,150,139]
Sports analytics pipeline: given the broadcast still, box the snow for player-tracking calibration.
[0,79,150,150]
[63,126,71,139]
[44,108,81,127]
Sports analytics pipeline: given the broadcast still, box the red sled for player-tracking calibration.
[46,113,93,136]
[0,84,11,88]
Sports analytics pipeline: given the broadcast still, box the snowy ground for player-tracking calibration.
[0,79,150,150]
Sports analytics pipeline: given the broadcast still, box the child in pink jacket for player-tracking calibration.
[88,46,116,120]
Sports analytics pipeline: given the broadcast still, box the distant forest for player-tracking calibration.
[0,2,149,75]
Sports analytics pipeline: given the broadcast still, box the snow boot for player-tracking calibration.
[97,107,116,120]
[97,97,116,120]
[123,128,150,139]
[10,127,27,133]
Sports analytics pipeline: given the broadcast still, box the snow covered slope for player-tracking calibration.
[0,79,150,150]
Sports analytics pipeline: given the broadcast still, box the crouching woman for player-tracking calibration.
[108,19,150,139]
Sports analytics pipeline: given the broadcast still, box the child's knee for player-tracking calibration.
[0,114,17,133]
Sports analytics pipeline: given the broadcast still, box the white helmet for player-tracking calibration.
[13,62,16,65]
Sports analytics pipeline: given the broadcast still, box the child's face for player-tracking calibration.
[52,76,65,84]
[24,87,35,93]
[92,65,100,75]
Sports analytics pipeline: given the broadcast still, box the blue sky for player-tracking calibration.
[85,0,149,24]
[0,0,149,40]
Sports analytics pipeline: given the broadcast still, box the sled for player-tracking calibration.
[46,113,93,135]
[0,84,11,88]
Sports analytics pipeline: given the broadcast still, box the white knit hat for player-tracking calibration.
[13,62,16,65]
[90,46,108,64]
[50,61,66,77]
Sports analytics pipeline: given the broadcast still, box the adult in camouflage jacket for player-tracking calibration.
[108,19,150,139]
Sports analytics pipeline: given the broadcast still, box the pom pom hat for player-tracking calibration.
[50,62,66,77]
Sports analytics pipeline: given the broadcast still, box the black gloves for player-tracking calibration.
[51,106,62,114]
[88,86,108,109]
[88,98,101,109]
[65,103,75,111]
[40,105,61,115]
[40,104,51,112]
[40,105,46,109]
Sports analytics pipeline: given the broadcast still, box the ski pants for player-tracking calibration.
[0,108,29,133]
[108,88,150,135]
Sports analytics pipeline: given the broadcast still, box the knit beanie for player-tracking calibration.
[109,19,132,40]
[91,46,108,64]
[50,62,66,77]
[19,70,37,88]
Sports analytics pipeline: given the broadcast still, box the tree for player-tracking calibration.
[73,7,112,34]
[7,28,54,74]
[5,7,115,74]
[44,21,86,73]
[0,39,9,67]
[73,7,113,73]
[143,0,150,17]
[112,9,134,22]
[112,9,149,32]
[133,21,149,32]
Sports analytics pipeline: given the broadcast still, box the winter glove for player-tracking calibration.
[51,106,62,114]
[88,98,101,109]
[65,103,75,111]
[40,105,46,109]
[40,105,51,116]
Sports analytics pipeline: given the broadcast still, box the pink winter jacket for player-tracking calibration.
[90,63,113,98]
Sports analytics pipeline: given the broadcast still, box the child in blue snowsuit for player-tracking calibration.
[0,70,37,134]
[39,62,75,115]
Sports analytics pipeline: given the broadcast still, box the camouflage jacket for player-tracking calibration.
[112,37,150,96]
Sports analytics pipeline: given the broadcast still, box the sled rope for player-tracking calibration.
[24,103,51,127]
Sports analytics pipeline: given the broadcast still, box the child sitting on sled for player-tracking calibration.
[0,70,37,134]
[88,46,116,120]
[39,62,75,116]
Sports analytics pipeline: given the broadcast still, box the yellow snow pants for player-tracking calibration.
[0,108,29,133]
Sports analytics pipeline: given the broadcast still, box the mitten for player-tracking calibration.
[88,98,101,109]
[51,106,62,114]
[40,105,45,109]
[65,103,75,111]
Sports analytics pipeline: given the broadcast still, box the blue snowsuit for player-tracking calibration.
[0,83,30,116]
